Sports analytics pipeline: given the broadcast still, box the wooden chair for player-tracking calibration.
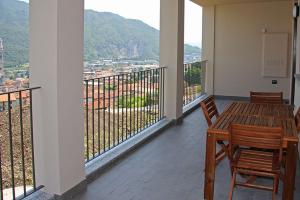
[250,92,283,104]
[200,95,229,165]
[295,107,300,132]
[228,124,283,200]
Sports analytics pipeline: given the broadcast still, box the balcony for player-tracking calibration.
[0,0,299,200]
[0,63,206,200]
[72,100,300,200]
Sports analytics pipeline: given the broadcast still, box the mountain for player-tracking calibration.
[84,11,160,60]
[0,0,29,67]
[0,0,201,67]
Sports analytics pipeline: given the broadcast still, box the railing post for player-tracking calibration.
[160,0,185,122]
[29,0,86,196]
[202,61,207,94]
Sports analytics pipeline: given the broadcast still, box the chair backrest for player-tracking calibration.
[200,95,219,126]
[250,91,283,104]
[295,107,300,132]
[229,124,283,161]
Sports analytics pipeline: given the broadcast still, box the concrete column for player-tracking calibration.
[202,6,215,95]
[29,0,85,196]
[160,0,185,120]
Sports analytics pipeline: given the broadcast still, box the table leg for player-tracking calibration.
[283,141,298,200]
[204,132,216,200]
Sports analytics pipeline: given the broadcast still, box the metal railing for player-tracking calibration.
[183,61,207,106]
[84,67,166,162]
[0,87,41,200]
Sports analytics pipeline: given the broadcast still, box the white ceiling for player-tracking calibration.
[191,0,290,6]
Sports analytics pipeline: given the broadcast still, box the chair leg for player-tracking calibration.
[272,175,279,200]
[215,141,229,166]
[274,175,279,194]
[229,170,237,200]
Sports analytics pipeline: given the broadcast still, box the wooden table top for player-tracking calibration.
[224,102,294,119]
[208,102,298,143]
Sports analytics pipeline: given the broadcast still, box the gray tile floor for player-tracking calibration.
[72,100,300,200]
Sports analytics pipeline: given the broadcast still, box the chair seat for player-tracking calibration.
[233,149,280,173]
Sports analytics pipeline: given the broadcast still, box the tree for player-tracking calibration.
[184,62,202,85]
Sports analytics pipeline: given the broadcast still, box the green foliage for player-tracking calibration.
[0,0,201,68]
[118,95,152,108]
[105,84,116,90]
[184,63,202,85]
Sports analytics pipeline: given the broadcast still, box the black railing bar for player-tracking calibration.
[113,76,116,147]
[117,75,120,144]
[143,70,147,130]
[85,80,89,161]
[120,75,124,141]
[133,72,137,135]
[102,78,106,152]
[129,76,132,138]
[92,80,95,158]
[125,74,128,140]
[19,91,27,196]
[140,71,143,132]
[147,70,150,128]
[8,93,16,200]
[137,72,140,133]
[159,68,162,119]
[0,87,41,96]
[152,69,156,124]
[108,76,111,150]
[148,71,153,126]
[97,78,100,154]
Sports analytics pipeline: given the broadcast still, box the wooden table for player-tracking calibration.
[204,102,298,200]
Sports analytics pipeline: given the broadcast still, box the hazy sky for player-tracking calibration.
[20,0,202,47]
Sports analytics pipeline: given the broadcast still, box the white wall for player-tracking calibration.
[204,1,293,99]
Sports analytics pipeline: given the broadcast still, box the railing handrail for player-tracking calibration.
[83,66,167,82]
[0,87,41,95]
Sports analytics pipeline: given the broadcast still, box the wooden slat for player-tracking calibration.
[225,102,294,119]
[250,91,283,104]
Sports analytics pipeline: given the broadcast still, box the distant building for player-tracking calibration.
[0,38,4,85]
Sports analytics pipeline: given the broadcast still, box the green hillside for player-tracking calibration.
[0,0,29,67]
[0,0,201,67]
